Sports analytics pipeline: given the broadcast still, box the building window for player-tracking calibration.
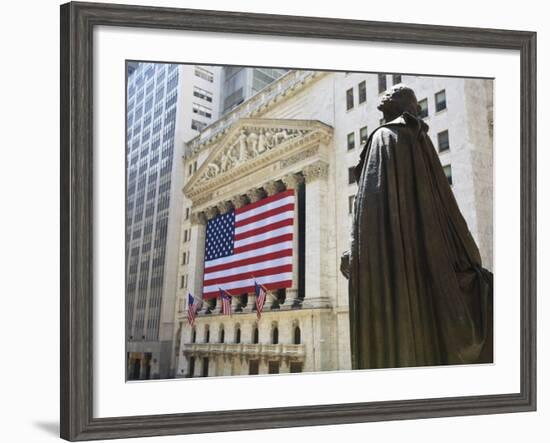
[294,326,301,345]
[185,207,190,220]
[272,327,279,345]
[219,326,225,343]
[194,161,197,172]
[358,81,367,104]
[378,74,387,93]
[182,252,187,265]
[347,132,355,150]
[360,126,369,145]
[188,164,193,176]
[194,66,214,82]
[191,328,196,343]
[268,361,280,374]
[348,195,355,214]
[188,356,195,378]
[249,360,259,375]
[201,357,209,377]
[191,119,207,132]
[289,362,303,373]
[437,130,450,152]
[348,167,356,184]
[193,86,213,102]
[419,98,429,118]
[435,90,447,112]
[180,275,185,289]
[235,326,241,344]
[192,102,212,119]
[205,325,210,343]
[443,164,453,185]
[346,88,354,110]
[392,74,402,85]
[253,326,259,344]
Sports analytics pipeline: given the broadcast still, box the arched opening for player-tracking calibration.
[204,325,210,343]
[191,327,196,343]
[253,326,259,344]
[272,326,279,345]
[293,326,301,345]
[235,325,241,344]
[219,325,225,343]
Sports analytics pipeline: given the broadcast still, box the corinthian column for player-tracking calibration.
[282,173,305,308]
[188,211,207,312]
[302,161,331,308]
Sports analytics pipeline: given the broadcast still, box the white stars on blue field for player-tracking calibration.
[205,211,236,261]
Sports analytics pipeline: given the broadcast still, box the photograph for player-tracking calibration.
[125,62,494,381]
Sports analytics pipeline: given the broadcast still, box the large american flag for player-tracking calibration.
[202,189,295,299]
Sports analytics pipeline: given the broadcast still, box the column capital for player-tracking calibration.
[217,201,233,214]
[190,211,207,225]
[302,161,329,183]
[204,206,219,220]
[231,194,248,209]
[246,187,265,203]
[281,173,304,190]
[264,180,285,196]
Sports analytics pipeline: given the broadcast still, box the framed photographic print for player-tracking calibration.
[60,1,536,441]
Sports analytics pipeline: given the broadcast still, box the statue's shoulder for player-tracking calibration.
[374,112,428,140]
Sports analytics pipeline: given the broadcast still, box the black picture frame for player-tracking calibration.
[60,1,537,441]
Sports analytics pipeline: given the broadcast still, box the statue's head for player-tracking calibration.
[377,84,421,121]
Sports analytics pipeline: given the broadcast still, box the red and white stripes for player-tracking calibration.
[202,189,295,298]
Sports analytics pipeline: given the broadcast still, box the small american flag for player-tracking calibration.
[254,281,267,319]
[219,288,232,316]
[187,293,197,326]
[202,189,295,298]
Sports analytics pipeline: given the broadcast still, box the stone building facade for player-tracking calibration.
[171,69,494,378]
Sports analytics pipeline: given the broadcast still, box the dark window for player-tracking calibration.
[348,167,356,184]
[188,357,195,378]
[272,327,279,345]
[219,327,225,343]
[360,126,369,145]
[289,362,303,373]
[347,132,355,150]
[191,328,196,343]
[268,361,280,374]
[443,164,453,185]
[419,98,429,118]
[201,358,209,377]
[438,130,450,152]
[294,326,301,345]
[348,195,355,214]
[235,327,241,344]
[249,360,259,375]
[358,81,366,104]
[205,326,210,343]
[378,74,387,93]
[346,88,354,110]
[253,327,259,344]
[435,90,447,112]
[392,74,402,85]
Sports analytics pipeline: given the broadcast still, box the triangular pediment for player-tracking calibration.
[184,118,332,199]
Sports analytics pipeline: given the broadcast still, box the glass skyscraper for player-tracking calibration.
[125,62,221,379]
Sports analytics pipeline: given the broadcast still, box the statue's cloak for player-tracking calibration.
[349,112,493,370]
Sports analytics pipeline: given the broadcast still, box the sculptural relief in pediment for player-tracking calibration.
[197,125,312,184]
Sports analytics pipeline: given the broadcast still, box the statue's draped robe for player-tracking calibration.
[349,113,493,369]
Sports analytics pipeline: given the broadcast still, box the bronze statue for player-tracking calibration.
[341,85,493,370]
